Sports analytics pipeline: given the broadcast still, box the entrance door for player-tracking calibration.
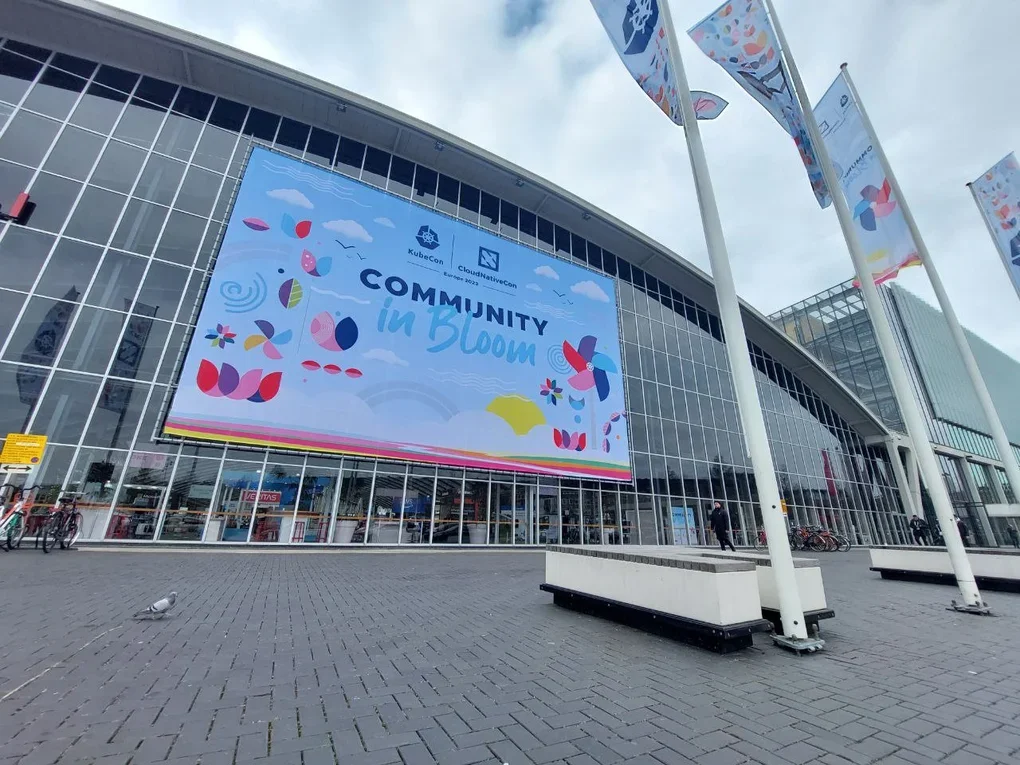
[107,484,165,540]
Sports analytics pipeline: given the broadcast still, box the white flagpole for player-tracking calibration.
[966,178,1020,303]
[761,0,986,611]
[842,64,1020,533]
[658,0,813,645]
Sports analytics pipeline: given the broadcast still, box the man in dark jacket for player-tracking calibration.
[909,514,929,545]
[956,517,971,547]
[709,501,735,551]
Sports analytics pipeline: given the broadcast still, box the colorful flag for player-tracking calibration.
[971,153,1020,294]
[590,0,728,124]
[821,449,838,498]
[814,71,921,286]
[688,0,830,208]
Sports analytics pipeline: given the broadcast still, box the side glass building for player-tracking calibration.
[772,280,1020,546]
[0,0,910,546]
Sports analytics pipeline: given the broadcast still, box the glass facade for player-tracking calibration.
[772,280,1020,546]
[0,35,907,545]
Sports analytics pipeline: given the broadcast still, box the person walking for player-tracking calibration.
[709,501,735,552]
[956,516,971,547]
[908,514,929,546]
[1007,524,1019,549]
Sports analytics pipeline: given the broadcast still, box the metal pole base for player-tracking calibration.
[949,600,993,616]
[772,634,825,654]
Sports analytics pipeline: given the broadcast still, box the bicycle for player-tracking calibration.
[41,494,83,553]
[0,484,26,551]
[753,527,768,550]
[4,492,33,551]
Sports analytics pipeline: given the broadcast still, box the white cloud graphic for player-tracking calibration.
[526,283,542,292]
[267,188,313,209]
[362,348,409,366]
[571,280,611,303]
[323,218,373,242]
[534,265,559,280]
[374,216,396,228]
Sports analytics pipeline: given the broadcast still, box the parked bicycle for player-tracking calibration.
[3,488,34,551]
[755,525,851,553]
[41,494,83,553]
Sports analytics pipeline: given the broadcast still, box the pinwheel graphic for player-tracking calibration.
[243,320,292,360]
[563,335,618,451]
[853,179,897,232]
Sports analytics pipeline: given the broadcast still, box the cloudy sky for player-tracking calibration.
[103,0,1020,358]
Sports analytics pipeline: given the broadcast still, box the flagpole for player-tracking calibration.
[658,0,813,645]
[842,64,1020,533]
[761,0,986,611]
[966,178,1020,303]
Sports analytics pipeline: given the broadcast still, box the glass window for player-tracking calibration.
[361,146,390,188]
[159,456,218,541]
[93,65,137,94]
[387,155,414,197]
[111,199,168,255]
[0,289,26,345]
[173,269,204,324]
[0,361,38,435]
[479,191,499,231]
[107,451,174,541]
[0,50,43,105]
[0,110,59,167]
[134,260,187,316]
[115,312,170,379]
[85,250,146,311]
[114,97,168,149]
[175,165,220,217]
[274,118,309,155]
[304,127,337,167]
[0,159,32,208]
[135,154,185,206]
[43,126,104,181]
[171,87,213,121]
[157,324,187,383]
[84,380,147,449]
[242,108,279,141]
[571,233,586,264]
[335,137,365,178]
[4,41,49,61]
[195,222,222,269]
[500,201,519,239]
[91,140,146,194]
[3,293,78,372]
[31,370,100,443]
[587,243,603,271]
[26,173,80,233]
[537,217,554,251]
[155,210,206,265]
[154,111,203,161]
[458,183,480,221]
[22,67,86,120]
[0,227,53,291]
[208,98,246,132]
[554,225,570,258]
[436,173,458,215]
[519,209,537,246]
[412,165,437,207]
[35,239,101,301]
[134,76,176,109]
[57,306,123,374]
[63,186,125,244]
[69,83,126,134]
[192,125,237,173]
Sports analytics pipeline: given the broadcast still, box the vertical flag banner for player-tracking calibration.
[971,153,1020,293]
[688,0,830,208]
[814,71,921,285]
[590,0,728,124]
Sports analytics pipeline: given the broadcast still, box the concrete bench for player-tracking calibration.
[870,546,1020,592]
[699,551,834,635]
[540,545,772,653]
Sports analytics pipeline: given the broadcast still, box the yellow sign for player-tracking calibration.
[780,499,789,516]
[0,433,47,466]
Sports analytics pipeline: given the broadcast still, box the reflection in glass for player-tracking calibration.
[560,486,580,544]
[23,67,86,119]
[334,465,371,543]
[0,50,44,105]
[159,456,218,541]
[69,83,127,134]
[0,111,60,167]
[601,489,620,544]
[155,110,203,161]
[175,165,220,216]
[462,480,488,545]
[538,486,559,544]
[581,487,599,544]
[490,483,513,545]
[91,140,146,194]
[155,210,207,265]
[207,462,261,542]
[0,227,54,291]
[402,472,434,545]
[294,466,336,543]
[136,154,185,205]
[31,370,100,443]
[85,379,146,449]
[433,476,463,544]
[106,451,173,540]
[367,469,404,543]
[43,126,104,180]
[114,97,168,148]
[251,463,301,543]
[111,199,169,255]
[65,447,126,540]
[85,251,146,311]
[515,484,537,545]
[63,186,126,244]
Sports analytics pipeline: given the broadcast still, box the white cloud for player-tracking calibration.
[362,348,409,366]
[266,187,313,209]
[323,219,373,242]
[526,283,542,292]
[374,216,396,228]
[570,279,610,302]
[534,265,559,280]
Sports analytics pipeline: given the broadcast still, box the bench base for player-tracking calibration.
[761,607,835,637]
[540,583,772,654]
[871,567,1020,593]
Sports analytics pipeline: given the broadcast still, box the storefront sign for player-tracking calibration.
[0,433,47,465]
[240,489,282,504]
[165,147,630,480]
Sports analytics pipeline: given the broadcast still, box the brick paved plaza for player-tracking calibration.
[0,548,1018,765]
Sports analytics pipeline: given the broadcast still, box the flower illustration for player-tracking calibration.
[539,378,563,406]
[204,323,236,349]
[552,429,586,452]
[196,361,282,403]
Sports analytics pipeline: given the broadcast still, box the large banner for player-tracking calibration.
[164,147,631,481]
[688,0,830,208]
[971,153,1020,296]
[814,71,921,285]
[589,0,728,124]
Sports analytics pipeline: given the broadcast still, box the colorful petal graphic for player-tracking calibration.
[301,360,321,371]
[310,312,342,351]
[300,249,333,278]
[243,218,270,231]
[195,361,282,403]
[278,278,303,309]
[323,364,342,375]
[281,213,311,239]
[345,368,362,378]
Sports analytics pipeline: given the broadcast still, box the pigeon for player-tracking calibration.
[134,591,177,619]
